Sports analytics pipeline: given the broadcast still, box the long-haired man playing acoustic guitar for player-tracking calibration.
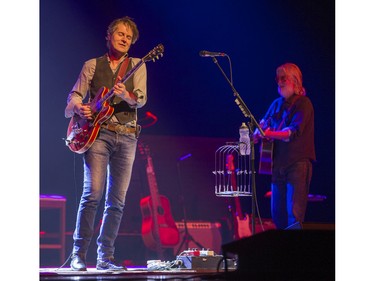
[64,17,147,271]
[253,63,315,230]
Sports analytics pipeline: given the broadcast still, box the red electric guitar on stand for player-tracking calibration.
[226,154,252,239]
[139,142,180,259]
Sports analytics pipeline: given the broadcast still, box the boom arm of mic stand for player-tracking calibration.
[211,57,265,137]
[211,56,263,235]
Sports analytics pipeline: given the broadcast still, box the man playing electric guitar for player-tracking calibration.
[64,17,147,272]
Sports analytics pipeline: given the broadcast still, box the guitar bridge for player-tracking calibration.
[71,122,83,134]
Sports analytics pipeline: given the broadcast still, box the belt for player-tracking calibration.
[101,123,137,135]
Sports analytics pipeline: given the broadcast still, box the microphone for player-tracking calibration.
[199,50,226,57]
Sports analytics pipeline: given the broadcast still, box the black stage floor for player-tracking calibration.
[40,267,239,281]
[39,266,334,281]
[40,227,335,280]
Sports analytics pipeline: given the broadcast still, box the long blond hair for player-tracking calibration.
[276,63,306,96]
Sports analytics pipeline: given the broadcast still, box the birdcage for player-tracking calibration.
[213,143,252,197]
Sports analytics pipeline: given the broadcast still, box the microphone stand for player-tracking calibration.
[175,156,205,255]
[210,56,265,235]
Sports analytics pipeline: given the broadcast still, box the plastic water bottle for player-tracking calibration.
[239,122,250,155]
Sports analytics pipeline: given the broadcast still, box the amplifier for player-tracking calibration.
[174,221,222,255]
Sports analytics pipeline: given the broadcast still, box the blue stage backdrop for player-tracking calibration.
[40,0,335,265]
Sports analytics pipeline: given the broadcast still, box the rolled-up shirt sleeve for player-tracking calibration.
[64,59,96,118]
[129,58,147,109]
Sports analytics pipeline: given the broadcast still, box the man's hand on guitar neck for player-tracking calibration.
[113,76,137,106]
[252,128,263,144]
[252,119,268,144]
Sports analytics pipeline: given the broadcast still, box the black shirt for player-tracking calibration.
[262,94,316,170]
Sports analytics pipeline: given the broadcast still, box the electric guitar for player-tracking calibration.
[65,44,164,154]
[139,142,180,258]
[226,154,252,239]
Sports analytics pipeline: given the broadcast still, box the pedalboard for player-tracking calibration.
[176,249,236,270]
[182,249,215,256]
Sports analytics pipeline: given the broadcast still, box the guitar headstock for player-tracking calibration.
[143,44,164,63]
[226,154,235,172]
[138,141,150,157]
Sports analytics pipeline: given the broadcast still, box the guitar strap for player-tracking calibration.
[110,56,131,107]
[114,56,130,84]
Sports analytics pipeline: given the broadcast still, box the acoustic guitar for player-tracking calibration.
[259,139,273,175]
[139,142,180,258]
[226,154,252,239]
[258,118,273,175]
[65,44,164,154]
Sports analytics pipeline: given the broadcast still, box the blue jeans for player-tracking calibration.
[72,129,137,261]
[271,160,312,229]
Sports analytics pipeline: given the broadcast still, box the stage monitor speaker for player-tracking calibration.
[222,229,335,280]
[174,221,222,255]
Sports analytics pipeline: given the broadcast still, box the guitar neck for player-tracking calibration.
[144,153,163,253]
[95,58,145,108]
[146,155,162,208]
[231,172,244,218]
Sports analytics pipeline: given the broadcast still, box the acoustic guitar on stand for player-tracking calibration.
[226,154,252,239]
[139,142,180,259]
[65,44,164,154]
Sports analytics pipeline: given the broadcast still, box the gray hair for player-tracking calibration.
[276,63,306,96]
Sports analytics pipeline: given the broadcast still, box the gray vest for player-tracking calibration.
[90,55,136,124]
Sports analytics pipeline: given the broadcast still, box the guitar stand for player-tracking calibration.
[175,160,205,255]
[175,219,205,255]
